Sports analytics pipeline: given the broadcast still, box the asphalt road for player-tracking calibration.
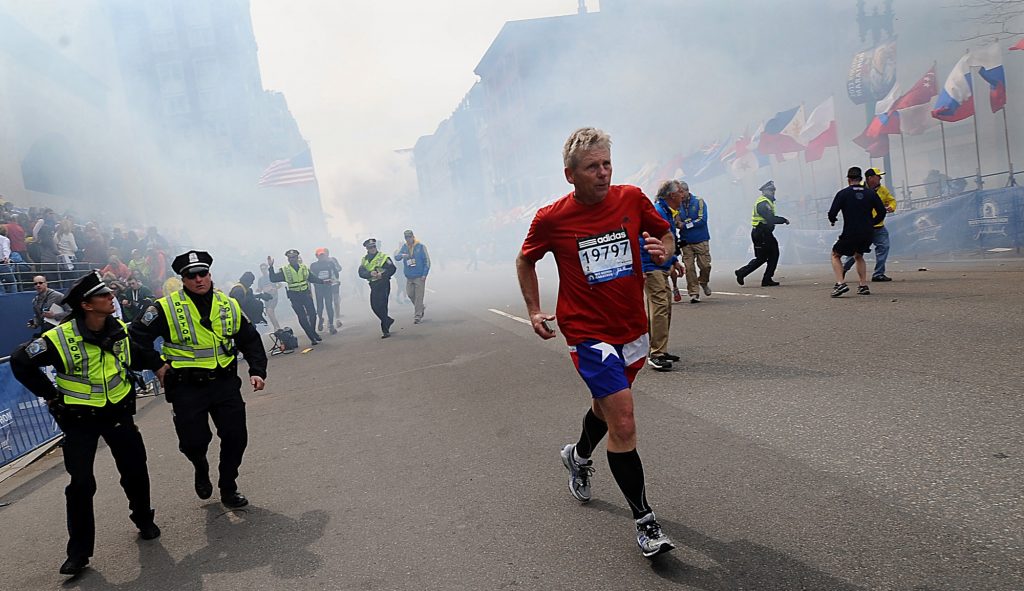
[1,257,1021,590]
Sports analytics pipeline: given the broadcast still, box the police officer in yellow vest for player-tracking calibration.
[11,272,161,576]
[129,250,267,510]
[357,238,397,338]
[734,180,790,287]
[266,249,329,347]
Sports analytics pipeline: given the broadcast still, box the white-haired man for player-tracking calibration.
[516,127,676,559]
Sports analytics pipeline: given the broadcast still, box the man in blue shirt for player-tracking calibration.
[676,181,712,303]
[642,181,683,371]
[394,229,431,324]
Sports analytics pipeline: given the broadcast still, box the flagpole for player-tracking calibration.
[970,66,984,190]
[898,131,911,202]
[939,121,950,179]
[1003,108,1017,186]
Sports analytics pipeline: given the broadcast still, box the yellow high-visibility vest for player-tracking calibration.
[282,264,310,292]
[751,195,775,227]
[158,290,241,369]
[45,319,132,407]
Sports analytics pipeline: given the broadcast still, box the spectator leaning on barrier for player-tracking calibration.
[10,272,161,576]
[0,225,12,293]
[29,275,71,335]
[120,275,154,323]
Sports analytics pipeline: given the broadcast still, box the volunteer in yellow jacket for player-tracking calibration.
[10,272,161,576]
[842,167,897,281]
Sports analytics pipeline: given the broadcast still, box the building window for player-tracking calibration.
[156,62,184,93]
[188,27,214,48]
[193,57,219,90]
[163,94,190,117]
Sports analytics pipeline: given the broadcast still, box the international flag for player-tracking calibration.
[689,137,730,182]
[932,53,975,122]
[755,106,806,155]
[799,98,838,163]
[728,132,769,179]
[1010,38,1024,51]
[972,42,1007,112]
[890,66,939,135]
[853,112,898,157]
[257,150,317,187]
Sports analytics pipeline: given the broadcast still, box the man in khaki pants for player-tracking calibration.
[641,181,683,371]
[395,229,431,323]
[677,181,712,303]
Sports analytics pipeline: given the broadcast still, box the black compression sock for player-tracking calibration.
[575,409,607,460]
[607,449,652,520]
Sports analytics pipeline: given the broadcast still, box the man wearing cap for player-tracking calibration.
[735,180,790,287]
[11,272,161,576]
[842,167,896,282]
[129,250,268,509]
[266,249,329,346]
[309,247,340,335]
[358,238,397,337]
[828,167,887,297]
[394,229,431,324]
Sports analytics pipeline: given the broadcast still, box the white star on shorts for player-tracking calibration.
[589,342,620,362]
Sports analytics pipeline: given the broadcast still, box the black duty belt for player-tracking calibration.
[169,365,238,383]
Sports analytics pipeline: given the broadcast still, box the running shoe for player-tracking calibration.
[857,285,871,295]
[646,355,672,372]
[672,289,682,303]
[636,513,675,558]
[560,444,594,503]
[689,294,700,303]
[831,283,849,298]
[702,283,712,296]
[871,275,892,282]
[661,352,680,362]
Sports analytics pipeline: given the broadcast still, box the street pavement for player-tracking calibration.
[0,257,1021,590]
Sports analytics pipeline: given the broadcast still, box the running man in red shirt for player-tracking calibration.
[516,127,676,558]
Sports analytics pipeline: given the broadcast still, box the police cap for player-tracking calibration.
[363,238,377,248]
[759,180,775,192]
[171,250,213,275]
[61,271,112,308]
[284,249,300,258]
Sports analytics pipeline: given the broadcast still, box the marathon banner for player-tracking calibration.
[0,360,61,469]
[780,187,1023,260]
[847,38,898,105]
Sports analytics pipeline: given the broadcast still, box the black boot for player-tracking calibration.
[194,462,213,500]
[60,556,89,576]
[222,490,249,509]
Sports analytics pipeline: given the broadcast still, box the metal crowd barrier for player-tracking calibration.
[0,356,62,469]
[0,262,102,294]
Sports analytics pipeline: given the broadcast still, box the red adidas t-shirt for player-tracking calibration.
[520,185,670,346]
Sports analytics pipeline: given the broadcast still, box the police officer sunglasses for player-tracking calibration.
[183,269,209,279]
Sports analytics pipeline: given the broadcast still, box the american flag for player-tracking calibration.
[257,150,317,187]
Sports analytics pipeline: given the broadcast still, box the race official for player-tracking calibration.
[266,249,330,346]
[641,181,681,371]
[358,238,397,338]
[677,182,713,302]
[11,272,160,576]
[129,250,267,509]
[394,229,431,324]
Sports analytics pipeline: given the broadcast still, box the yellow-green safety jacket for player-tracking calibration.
[44,319,132,407]
[282,264,311,292]
[158,289,241,369]
[360,252,388,275]
[751,195,775,227]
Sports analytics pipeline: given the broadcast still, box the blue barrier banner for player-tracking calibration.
[0,291,36,357]
[0,361,62,468]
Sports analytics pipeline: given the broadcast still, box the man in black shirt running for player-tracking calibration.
[827,167,886,297]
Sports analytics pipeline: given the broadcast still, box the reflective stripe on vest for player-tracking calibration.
[44,319,132,407]
[360,252,387,274]
[282,264,310,292]
[751,195,775,227]
[157,290,240,369]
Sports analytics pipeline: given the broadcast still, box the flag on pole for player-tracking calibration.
[755,106,806,155]
[799,98,838,163]
[257,150,317,187]
[932,53,975,122]
[972,42,1007,112]
[891,66,939,135]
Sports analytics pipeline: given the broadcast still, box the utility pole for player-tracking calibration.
[856,0,895,185]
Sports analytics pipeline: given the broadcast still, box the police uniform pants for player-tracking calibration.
[287,290,319,341]
[314,285,335,327]
[169,375,247,494]
[737,227,779,282]
[369,280,392,333]
[60,413,153,559]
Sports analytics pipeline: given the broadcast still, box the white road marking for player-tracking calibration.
[487,308,532,325]
[714,291,772,298]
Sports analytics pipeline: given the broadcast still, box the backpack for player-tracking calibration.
[272,327,299,354]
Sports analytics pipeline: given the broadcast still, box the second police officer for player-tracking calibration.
[130,250,267,509]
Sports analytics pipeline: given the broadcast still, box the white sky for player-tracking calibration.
[249,1,587,238]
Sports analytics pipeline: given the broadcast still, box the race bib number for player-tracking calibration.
[317,270,330,280]
[407,259,416,267]
[577,229,633,285]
